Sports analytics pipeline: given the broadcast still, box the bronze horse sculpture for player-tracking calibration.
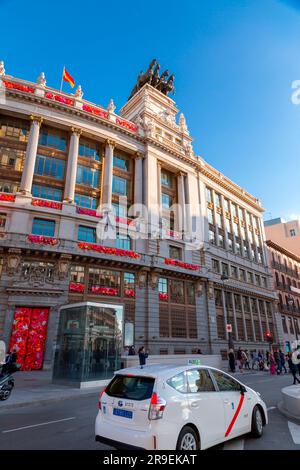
[128,60,175,100]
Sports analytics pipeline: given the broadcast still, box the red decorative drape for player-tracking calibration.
[9,307,49,371]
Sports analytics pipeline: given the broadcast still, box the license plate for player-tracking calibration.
[113,408,133,419]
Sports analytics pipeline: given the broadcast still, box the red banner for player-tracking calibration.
[9,307,49,371]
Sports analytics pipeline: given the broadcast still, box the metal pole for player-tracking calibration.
[60,66,65,93]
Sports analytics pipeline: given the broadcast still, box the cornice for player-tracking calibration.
[266,239,300,263]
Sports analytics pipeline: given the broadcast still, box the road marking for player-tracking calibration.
[2,417,76,433]
[288,421,300,445]
[223,438,244,450]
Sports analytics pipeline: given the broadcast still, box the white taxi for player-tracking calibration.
[95,364,268,450]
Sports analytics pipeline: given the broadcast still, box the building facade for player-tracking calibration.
[265,217,300,257]
[0,64,277,378]
[266,240,300,352]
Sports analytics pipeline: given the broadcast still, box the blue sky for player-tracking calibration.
[1,0,299,220]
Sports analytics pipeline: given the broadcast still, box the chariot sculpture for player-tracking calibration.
[128,59,175,100]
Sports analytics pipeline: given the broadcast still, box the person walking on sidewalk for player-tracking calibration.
[269,352,277,375]
[138,346,148,369]
[237,347,244,373]
[279,349,287,374]
[228,348,236,373]
[288,352,300,384]
[244,350,250,370]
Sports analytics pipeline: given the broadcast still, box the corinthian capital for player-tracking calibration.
[105,139,116,147]
[71,127,82,136]
[30,115,43,127]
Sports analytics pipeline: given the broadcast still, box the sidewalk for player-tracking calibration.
[0,371,102,411]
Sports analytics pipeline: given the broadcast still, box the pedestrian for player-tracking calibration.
[138,346,148,369]
[237,347,244,373]
[244,350,250,370]
[269,353,277,375]
[288,352,300,385]
[228,348,235,373]
[123,346,129,356]
[128,345,136,356]
[274,349,281,374]
[197,349,203,354]
[279,349,287,374]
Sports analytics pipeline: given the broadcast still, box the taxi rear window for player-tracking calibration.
[106,375,155,401]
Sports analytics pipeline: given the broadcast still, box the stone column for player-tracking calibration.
[102,139,115,207]
[256,298,264,341]
[220,195,229,250]
[134,152,143,206]
[231,292,239,341]
[222,289,229,341]
[157,162,162,207]
[177,172,186,233]
[249,297,257,342]
[19,115,43,195]
[63,127,82,203]
[184,174,192,236]
[240,294,248,341]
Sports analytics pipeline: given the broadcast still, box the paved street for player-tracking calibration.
[0,371,299,450]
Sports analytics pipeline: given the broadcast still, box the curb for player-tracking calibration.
[277,400,300,424]
[0,389,101,411]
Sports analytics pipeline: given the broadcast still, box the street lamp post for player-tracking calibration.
[287,294,298,342]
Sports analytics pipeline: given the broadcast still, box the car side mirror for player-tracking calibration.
[240,385,247,395]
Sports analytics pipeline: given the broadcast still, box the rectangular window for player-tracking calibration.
[238,207,244,221]
[235,237,242,255]
[206,187,212,203]
[39,129,67,151]
[186,282,195,305]
[234,294,242,311]
[32,184,62,201]
[0,180,19,194]
[161,192,173,209]
[76,165,99,188]
[35,155,65,180]
[161,170,172,187]
[212,259,220,273]
[215,289,223,307]
[216,213,222,228]
[262,277,268,288]
[224,199,230,213]
[231,266,238,279]
[0,118,29,141]
[214,192,221,207]
[32,218,55,237]
[207,208,214,224]
[112,175,127,196]
[0,213,7,231]
[170,280,185,304]
[221,263,229,277]
[113,155,129,171]
[70,265,85,284]
[0,147,24,171]
[75,194,97,209]
[169,245,182,260]
[79,139,100,161]
[247,271,254,284]
[239,269,246,282]
[209,226,216,245]
[218,230,225,248]
[159,277,168,294]
[116,233,131,250]
[255,274,261,286]
[78,225,96,243]
[112,203,127,218]
[88,268,121,293]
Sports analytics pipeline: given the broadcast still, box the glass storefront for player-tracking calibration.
[53,302,123,384]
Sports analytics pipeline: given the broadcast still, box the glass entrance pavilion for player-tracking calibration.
[52,302,124,386]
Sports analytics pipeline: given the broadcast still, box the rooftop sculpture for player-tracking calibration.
[128,59,175,100]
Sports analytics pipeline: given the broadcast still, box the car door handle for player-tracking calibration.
[223,399,230,404]
[191,402,199,408]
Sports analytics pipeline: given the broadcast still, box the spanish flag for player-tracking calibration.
[63,67,75,88]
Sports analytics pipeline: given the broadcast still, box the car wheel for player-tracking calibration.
[251,406,264,438]
[176,426,200,450]
[0,385,12,401]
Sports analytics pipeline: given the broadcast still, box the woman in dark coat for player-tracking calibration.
[288,352,300,385]
[138,346,148,369]
[228,348,236,373]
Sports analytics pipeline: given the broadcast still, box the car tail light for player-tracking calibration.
[98,386,107,410]
[148,392,166,420]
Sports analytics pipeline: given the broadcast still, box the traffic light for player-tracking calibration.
[265,331,273,343]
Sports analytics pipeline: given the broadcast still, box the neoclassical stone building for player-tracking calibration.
[0,63,277,378]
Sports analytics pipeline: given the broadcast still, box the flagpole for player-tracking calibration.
[60,66,65,92]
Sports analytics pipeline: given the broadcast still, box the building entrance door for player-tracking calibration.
[9,307,49,370]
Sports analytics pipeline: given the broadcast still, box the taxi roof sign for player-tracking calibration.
[188,359,201,366]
